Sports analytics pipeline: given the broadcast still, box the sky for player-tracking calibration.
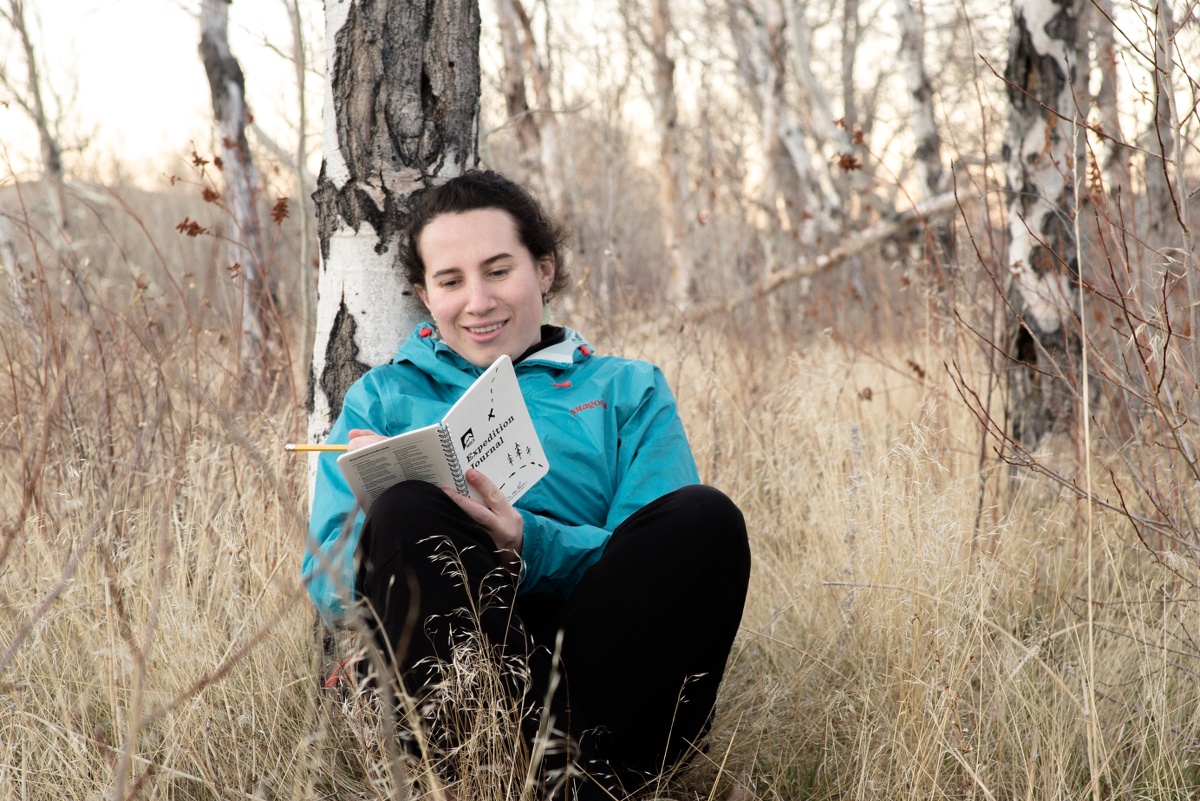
[1,0,323,185]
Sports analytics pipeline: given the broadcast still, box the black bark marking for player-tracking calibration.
[319,299,371,420]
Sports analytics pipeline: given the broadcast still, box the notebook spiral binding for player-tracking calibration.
[438,426,470,496]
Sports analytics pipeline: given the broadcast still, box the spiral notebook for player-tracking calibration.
[336,355,549,512]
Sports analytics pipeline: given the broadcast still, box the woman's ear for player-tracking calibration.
[414,284,430,309]
[538,256,556,295]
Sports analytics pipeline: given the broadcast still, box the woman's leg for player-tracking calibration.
[356,480,529,680]
[555,485,751,795]
[356,480,556,761]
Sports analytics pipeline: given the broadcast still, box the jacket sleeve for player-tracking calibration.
[302,379,385,625]
[517,365,699,597]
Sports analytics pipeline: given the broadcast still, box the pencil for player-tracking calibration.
[284,443,349,453]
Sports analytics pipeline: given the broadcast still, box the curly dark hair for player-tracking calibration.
[401,170,571,301]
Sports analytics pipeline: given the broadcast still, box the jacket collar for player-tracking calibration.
[519,327,591,368]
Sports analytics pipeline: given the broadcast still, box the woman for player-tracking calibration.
[303,170,750,800]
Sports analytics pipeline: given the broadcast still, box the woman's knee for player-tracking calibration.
[608,485,750,592]
[367,480,450,524]
[358,480,463,575]
[666,485,750,564]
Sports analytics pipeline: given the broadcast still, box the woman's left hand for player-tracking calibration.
[443,469,524,576]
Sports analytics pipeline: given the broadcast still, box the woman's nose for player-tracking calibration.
[464,279,497,313]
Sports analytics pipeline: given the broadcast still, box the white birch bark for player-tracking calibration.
[496,0,542,182]
[1002,0,1081,445]
[727,0,829,247]
[1142,0,1196,370]
[893,0,952,263]
[780,0,850,208]
[893,0,942,200]
[1090,0,1130,207]
[1144,0,1177,249]
[282,0,316,350]
[199,0,270,368]
[511,0,574,225]
[0,203,37,349]
[647,0,695,305]
[307,0,480,452]
[840,0,860,132]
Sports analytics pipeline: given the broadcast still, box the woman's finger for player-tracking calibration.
[447,471,524,561]
[465,469,509,511]
[347,428,386,452]
[442,487,496,528]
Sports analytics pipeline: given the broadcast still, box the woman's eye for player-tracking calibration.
[490,267,510,278]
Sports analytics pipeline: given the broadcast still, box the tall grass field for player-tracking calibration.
[2,178,1199,801]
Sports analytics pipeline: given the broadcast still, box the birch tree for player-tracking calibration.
[496,0,541,182]
[510,0,573,227]
[494,0,573,227]
[0,0,67,237]
[1002,0,1081,446]
[621,0,695,305]
[282,0,317,347]
[1090,0,1130,210]
[781,0,854,205]
[727,0,831,251]
[199,0,272,369]
[307,0,480,447]
[1140,0,1197,371]
[893,0,952,264]
[1143,0,1177,250]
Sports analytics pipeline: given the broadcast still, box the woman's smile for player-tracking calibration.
[465,320,507,336]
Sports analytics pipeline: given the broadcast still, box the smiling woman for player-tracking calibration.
[414,208,554,367]
[302,170,751,801]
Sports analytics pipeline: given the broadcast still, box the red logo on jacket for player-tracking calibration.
[570,399,608,417]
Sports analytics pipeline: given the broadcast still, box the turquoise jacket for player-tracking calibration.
[303,324,700,625]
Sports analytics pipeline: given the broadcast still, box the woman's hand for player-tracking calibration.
[444,469,524,576]
[347,428,388,451]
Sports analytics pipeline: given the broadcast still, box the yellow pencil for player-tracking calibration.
[284,443,349,453]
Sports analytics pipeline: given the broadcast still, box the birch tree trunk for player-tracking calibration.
[647,0,695,306]
[307,0,480,449]
[496,0,542,182]
[282,0,316,358]
[840,0,860,133]
[511,0,574,227]
[1091,0,1130,209]
[1,0,68,242]
[199,0,271,370]
[780,0,851,210]
[1144,0,1177,250]
[0,204,36,347]
[1002,0,1081,447]
[893,0,952,265]
[728,0,824,249]
[1143,0,1196,370]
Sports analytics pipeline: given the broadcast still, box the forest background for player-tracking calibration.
[2,0,1199,798]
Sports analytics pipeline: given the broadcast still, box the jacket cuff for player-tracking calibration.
[517,508,543,587]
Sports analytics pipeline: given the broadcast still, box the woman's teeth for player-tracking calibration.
[468,322,505,334]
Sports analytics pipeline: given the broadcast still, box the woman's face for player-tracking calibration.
[415,208,555,368]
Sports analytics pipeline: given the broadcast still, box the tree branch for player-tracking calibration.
[685,190,970,321]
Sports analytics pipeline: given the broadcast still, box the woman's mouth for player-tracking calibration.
[465,321,507,336]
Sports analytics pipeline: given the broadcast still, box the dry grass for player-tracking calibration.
[3,190,1200,801]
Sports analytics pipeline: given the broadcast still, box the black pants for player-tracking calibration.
[355,481,751,798]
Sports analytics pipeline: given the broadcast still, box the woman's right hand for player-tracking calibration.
[347,428,387,451]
